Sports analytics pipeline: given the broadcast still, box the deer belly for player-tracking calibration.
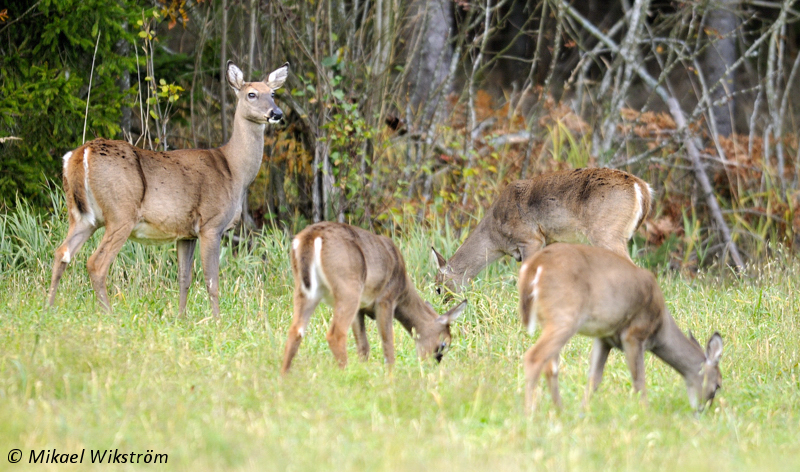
[130,222,183,244]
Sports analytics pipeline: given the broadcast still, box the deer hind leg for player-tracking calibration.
[281,288,321,374]
[198,232,223,318]
[583,338,612,409]
[48,218,97,307]
[352,310,370,361]
[176,239,197,315]
[326,293,361,369]
[86,220,135,312]
[523,324,575,413]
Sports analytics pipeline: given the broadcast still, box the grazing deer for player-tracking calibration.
[433,168,652,296]
[281,222,467,374]
[518,243,723,413]
[47,61,289,317]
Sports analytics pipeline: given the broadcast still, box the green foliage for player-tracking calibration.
[0,0,140,209]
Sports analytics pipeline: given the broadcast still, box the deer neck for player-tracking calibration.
[650,315,706,385]
[219,112,267,188]
[446,217,502,282]
[393,281,438,338]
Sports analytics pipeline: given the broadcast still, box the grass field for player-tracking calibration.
[1,208,799,471]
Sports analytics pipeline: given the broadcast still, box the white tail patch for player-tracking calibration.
[62,151,73,172]
[299,237,328,300]
[527,266,544,335]
[81,148,99,226]
[624,182,645,239]
[63,249,71,264]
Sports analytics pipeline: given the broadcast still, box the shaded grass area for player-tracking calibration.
[1,214,799,471]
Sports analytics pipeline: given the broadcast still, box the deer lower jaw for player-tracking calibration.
[268,116,282,124]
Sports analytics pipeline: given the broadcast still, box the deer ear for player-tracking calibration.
[706,332,723,366]
[431,247,447,270]
[437,299,467,325]
[226,61,245,91]
[688,330,702,348]
[266,62,289,90]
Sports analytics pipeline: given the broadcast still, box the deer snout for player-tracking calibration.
[268,108,284,123]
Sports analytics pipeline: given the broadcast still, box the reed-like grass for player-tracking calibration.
[1,203,799,471]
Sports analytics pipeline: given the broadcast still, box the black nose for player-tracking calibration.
[269,109,283,121]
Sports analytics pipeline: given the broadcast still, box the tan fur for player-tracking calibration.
[433,168,653,295]
[518,243,723,413]
[47,61,289,317]
[281,222,466,374]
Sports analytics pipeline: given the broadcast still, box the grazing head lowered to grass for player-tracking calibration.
[281,221,466,374]
[47,61,289,317]
[517,243,723,413]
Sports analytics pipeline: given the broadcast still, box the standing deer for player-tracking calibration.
[518,243,723,413]
[281,222,467,374]
[433,168,652,296]
[47,61,289,317]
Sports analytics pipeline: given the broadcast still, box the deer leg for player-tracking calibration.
[352,310,370,361]
[373,300,396,369]
[523,325,574,413]
[583,338,612,409]
[544,356,562,409]
[198,232,223,318]
[281,288,321,374]
[326,295,361,368]
[176,239,197,316]
[86,221,135,312]
[621,334,648,406]
[48,219,96,307]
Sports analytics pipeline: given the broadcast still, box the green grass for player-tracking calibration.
[1,208,799,471]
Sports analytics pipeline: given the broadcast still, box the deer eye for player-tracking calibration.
[247,92,257,99]
[271,91,276,98]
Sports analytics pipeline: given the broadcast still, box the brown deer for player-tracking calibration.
[281,222,467,374]
[47,61,289,317]
[517,243,723,413]
[432,168,652,296]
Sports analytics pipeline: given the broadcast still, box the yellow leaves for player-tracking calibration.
[0,9,9,22]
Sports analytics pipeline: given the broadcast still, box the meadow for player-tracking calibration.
[1,204,799,471]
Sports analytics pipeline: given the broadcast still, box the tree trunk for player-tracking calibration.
[220,0,229,143]
[700,0,739,137]
[402,0,454,128]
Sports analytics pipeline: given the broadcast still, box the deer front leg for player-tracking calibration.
[198,232,223,318]
[621,334,648,406]
[373,300,396,369]
[352,311,370,361]
[583,338,612,409]
[176,239,197,315]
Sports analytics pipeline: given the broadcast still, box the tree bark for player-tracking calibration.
[402,0,454,127]
[700,0,739,137]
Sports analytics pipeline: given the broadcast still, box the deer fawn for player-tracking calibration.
[281,222,467,374]
[47,61,289,317]
[518,243,723,413]
[433,168,652,296]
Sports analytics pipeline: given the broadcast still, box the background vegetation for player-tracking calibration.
[2,0,799,269]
